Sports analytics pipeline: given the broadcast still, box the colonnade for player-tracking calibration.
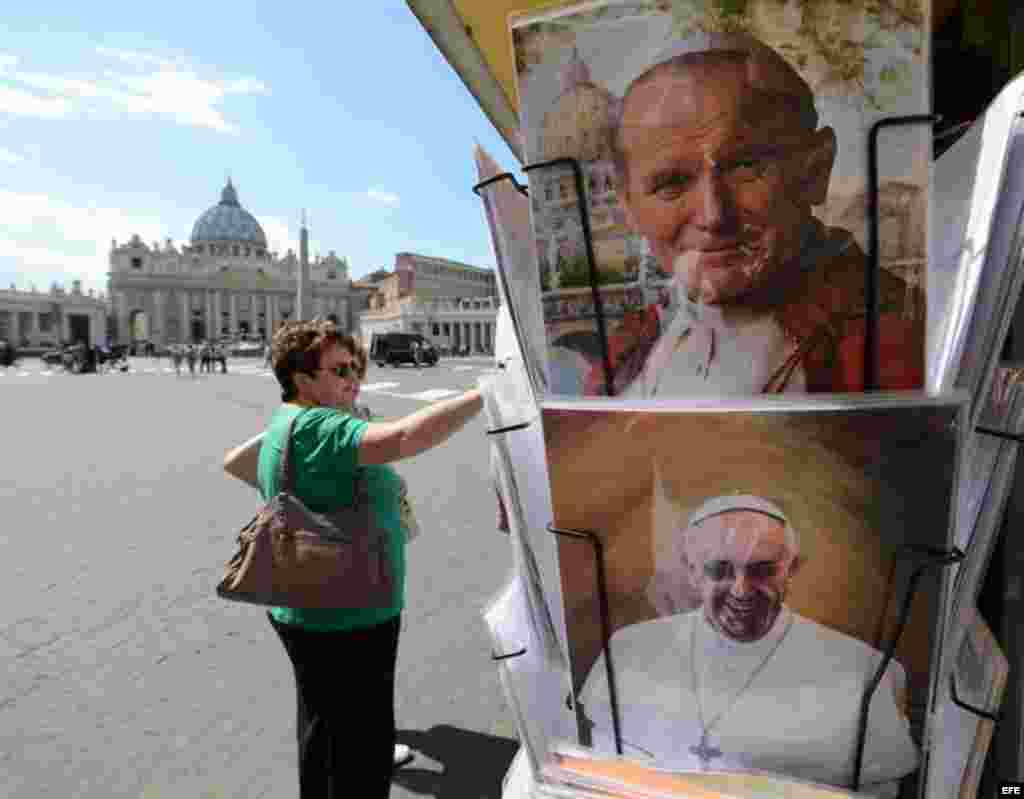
[444,320,493,353]
[114,288,340,346]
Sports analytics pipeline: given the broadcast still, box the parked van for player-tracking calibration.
[370,332,439,367]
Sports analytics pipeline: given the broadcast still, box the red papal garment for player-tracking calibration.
[582,221,924,398]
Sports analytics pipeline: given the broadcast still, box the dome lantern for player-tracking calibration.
[220,178,240,208]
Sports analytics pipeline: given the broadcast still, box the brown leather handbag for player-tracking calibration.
[217,413,394,609]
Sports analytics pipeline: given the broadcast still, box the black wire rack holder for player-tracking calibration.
[865,114,941,390]
[546,524,624,756]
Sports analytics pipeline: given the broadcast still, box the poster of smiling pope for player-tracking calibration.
[512,0,931,399]
[540,396,961,798]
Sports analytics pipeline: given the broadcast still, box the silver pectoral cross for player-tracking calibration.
[689,731,722,768]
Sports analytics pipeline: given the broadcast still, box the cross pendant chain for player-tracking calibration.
[689,731,722,768]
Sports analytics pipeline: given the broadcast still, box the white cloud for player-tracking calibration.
[262,215,323,258]
[366,188,400,208]
[0,84,71,118]
[0,189,173,294]
[0,47,268,134]
[0,146,23,164]
[93,47,179,70]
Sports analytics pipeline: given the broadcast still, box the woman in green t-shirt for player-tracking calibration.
[223,320,481,799]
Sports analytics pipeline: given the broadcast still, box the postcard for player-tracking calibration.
[511,0,931,399]
[541,394,962,796]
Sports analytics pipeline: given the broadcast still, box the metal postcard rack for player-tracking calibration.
[472,114,1011,794]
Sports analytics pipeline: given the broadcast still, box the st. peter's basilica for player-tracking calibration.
[107,180,352,347]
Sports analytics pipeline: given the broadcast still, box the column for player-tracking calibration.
[230,293,238,338]
[214,291,223,339]
[9,309,19,346]
[267,294,276,339]
[152,291,163,347]
[484,322,491,354]
[181,292,190,342]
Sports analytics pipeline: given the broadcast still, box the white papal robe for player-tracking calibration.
[622,291,807,398]
[578,609,919,797]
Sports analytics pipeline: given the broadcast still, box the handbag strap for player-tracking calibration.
[278,411,302,493]
[277,407,366,508]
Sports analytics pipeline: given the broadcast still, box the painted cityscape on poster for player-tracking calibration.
[542,397,960,797]
[511,0,931,398]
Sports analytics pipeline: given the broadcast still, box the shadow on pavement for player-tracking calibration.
[392,724,519,798]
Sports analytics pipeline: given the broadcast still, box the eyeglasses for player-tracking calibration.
[318,363,358,379]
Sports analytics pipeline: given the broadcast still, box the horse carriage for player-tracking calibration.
[41,343,129,374]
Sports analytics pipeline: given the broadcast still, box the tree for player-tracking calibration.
[558,254,619,289]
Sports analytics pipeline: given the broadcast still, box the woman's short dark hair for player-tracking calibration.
[271,319,358,402]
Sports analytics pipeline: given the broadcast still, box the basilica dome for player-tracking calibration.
[540,48,618,162]
[190,179,268,248]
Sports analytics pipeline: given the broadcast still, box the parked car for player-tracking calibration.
[0,339,16,367]
[40,342,94,373]
[40,342,127,374]
[370,333,439,368]
[229,340,264,357]
[41,345,68,368]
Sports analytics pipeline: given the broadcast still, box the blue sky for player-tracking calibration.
[0,2,519,296]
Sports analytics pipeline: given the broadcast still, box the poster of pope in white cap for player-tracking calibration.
[511,0,930,399]
[540,396,961,798]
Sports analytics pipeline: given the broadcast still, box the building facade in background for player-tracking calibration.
[0,281,108,349]
[107,180,352,347]
[358,252,499,355]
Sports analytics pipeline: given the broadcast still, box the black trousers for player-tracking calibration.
[269,613,401,799]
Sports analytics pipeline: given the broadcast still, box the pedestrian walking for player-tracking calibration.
[221,319,481,799]
[186,344,197,377]
[172,345,183,377]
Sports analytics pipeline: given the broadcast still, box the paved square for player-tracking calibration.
[2,357,519,798]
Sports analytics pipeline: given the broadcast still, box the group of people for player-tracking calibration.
[222,318,482,798]
[169,342,228,377]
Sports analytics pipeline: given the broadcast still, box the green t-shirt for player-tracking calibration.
[257,403,406,631]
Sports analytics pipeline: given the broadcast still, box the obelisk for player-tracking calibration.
[296,210,309,321]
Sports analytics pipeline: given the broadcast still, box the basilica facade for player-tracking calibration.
[107,180,351,347]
